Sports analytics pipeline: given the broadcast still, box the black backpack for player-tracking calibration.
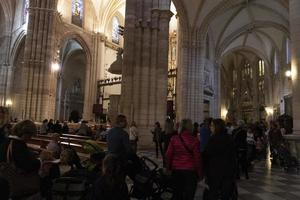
[52,177,90,200]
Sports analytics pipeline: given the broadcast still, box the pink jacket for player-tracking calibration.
[166,131,202,178]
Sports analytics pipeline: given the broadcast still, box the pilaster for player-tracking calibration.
[120,0,173,146]
[290,0,300,132]
[19,0,57,121]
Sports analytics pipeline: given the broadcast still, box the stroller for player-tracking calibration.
[129,156,174,200]
[272,143,299,172]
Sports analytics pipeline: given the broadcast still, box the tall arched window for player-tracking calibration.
[112,17,120,44]
[206,35,210,59]
[72,0,84,27]
[274,51,279,74]
[23,0,29,24]
[286,38,291,64]
[259,60,265,77]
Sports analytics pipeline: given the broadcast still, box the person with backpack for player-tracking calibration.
[165,119,202,200]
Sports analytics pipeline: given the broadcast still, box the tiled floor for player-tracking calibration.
[138,151,300,200]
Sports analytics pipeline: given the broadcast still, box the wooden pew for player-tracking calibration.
[28,134,107,154]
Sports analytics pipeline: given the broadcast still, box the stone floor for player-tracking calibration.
[137,150,300,200]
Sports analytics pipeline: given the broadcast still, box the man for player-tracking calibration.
[107,115,132,159]
[199,118,212,152]
[232,120,249,179]
[107,115,139,180]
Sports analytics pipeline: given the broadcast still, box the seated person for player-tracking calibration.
[53,120,62,134]
[0,120,41,198]
[62,121,69,134]
[92,155,129,200]
[77,121,92,136]
[46,133,61,159]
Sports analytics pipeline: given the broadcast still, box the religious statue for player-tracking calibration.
[72,78,82,94]
[74,1,81,16]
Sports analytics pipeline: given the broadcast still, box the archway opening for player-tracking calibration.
[55,39,87,122]
[10,38,25,119]
[167,1,178,120]
[220,50,271,123]
[0,3,8,106]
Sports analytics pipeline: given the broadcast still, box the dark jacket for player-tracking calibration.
[62,125,69,134]
[107,127,132,159]
[269,128,284,147]
[199,126,211,152]
[92,175,129,200]
[53,123,62,134]
[203,132,236,179]
[0,138,40,173]
[233,127,248,150]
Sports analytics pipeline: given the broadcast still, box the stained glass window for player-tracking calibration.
[72,0,84,27]
[23,0,29,24]
[259,60,265,76]
[112,17,120,44]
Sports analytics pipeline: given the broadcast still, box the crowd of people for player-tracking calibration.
[0,109,293,200]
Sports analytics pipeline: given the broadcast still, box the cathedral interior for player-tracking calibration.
[1,0,300,199]
[1,0,296,143]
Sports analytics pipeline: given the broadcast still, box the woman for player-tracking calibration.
[129,121,139,153]
[166,119,202,200]
[92,155,129,200]
[40,119,48,135]
[203,119,237,200]
[0,120,41,199]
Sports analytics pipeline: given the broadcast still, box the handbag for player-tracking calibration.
[0,140,40,198]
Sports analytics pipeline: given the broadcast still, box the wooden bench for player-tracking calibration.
[28,135,107,154]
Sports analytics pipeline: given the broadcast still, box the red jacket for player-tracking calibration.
[166,131,202,178]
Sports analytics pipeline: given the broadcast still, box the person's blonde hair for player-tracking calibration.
[179,119,193,134]
[12,120,37,138]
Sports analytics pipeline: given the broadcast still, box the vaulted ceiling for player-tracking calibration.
[175,0,289,63]
[0,0,290,64]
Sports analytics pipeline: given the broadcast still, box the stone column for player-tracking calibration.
[0,26,13,107]
[121,0,173,146]
[176,28,204,123]
[82,33,105,121]
[235,55,243,120]
[290,0,300,132]
[20,0,57,121]
[252,60,260,121]
[212,63,221,118]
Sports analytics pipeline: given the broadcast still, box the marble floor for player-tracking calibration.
[138,151,300,200]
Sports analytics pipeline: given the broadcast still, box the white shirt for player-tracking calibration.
[129,126,138,141]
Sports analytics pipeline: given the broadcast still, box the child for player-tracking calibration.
[92,155,129,200]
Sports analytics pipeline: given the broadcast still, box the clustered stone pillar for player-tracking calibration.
[176,28,204,123]
[252,60,260,121]
[290,0,300,133]
[82,33,106,120]
[121,0,173,146]
[0,16,13,107]
[19,0,57,121]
